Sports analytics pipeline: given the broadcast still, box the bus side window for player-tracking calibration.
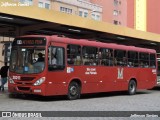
[67,45,81,65]
[139,53,149,68]
[82,46,98,66]
[150,54,156,68]
[48,46,65,71]
[128,51,138,67]
[114,50,126,66]
[100,48,113,66]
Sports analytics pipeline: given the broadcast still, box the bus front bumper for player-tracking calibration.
[8,84,46,96]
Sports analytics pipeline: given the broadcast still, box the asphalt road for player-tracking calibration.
[0,87,160,120]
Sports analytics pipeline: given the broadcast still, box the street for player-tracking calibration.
[0,87,160,120]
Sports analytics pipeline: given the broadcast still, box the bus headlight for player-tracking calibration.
[8,77,15,84]
[33,77,45,86]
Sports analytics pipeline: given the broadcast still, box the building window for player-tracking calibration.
[113,20,121,25]
[114,0,119,6]
[20,0,33,5]
[84,12,88,18]
[60,7,72,14]
[20,0,25,3]
[67,9,72,14]
[60,7,64,12]
[38,0,50,9]
[45,3,50,9]
[114,0,121,6]
[91,14,95,19]
[78,10,88,17]
[96,15,100,21]
[79,11,83,16]
[27,0,32,5]
[113,10,119,16]
[78,9,100,20]
[91,13,101,21]
[38,2,43,8]
[113,20,118,25]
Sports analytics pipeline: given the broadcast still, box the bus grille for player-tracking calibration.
[20,77,35,81]
[18,87,30,91]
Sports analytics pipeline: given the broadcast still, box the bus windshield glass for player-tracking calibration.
[10,47,45,74]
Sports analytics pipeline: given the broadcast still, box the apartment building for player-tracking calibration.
[134,0,160,34]
[14,0,160,34]
[93,0,160,34]
[91,0,134,27]
[147,0,160,34]
[15,0,102,21]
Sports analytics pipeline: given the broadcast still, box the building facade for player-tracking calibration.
[15,0,102,21]
[92,0,160,34]
[135,0,147,31]
[13,0,160,34]
[147,0,160,34]
[126,0,134,29]
[91,0,128,26]
[134,0,160,34]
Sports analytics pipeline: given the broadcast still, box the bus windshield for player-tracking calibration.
[10,47,45,74]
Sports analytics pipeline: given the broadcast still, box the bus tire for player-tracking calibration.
[128,80,137,95]
[67,81,80,100]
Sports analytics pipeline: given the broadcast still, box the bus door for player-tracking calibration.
[46,42,67,96]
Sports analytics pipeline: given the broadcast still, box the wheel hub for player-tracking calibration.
[70,86,77,96]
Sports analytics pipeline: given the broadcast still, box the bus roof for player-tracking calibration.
[17,35,156,53]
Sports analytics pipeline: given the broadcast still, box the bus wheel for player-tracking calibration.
[128,80,137,95]
[67,81,80,100]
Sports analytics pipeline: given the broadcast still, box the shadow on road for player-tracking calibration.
[81,91,149,100]
[8,93,67,102]
[150,86,160,91]
[8,90,150,102]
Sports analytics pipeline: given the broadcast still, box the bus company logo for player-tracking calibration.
[17,40,22,45]
[67,67,74,73]
[117,68,123,79]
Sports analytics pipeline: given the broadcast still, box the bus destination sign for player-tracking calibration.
[13,38,46,46]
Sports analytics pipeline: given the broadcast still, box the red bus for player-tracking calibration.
[8,35,157,100]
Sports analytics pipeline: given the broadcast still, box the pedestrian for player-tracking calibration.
[0,62,9,92]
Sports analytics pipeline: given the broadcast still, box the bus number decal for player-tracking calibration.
[117,68,123,79]
[85,68,97,75]
[13,76,21,80]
